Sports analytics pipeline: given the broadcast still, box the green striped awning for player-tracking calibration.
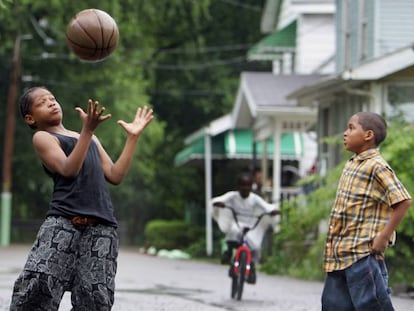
[174,129,303,166]
[247,20,296,61]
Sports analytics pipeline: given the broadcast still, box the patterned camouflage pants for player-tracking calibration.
[10,216,119,311]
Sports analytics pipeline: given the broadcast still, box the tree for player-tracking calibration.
[0,0,164,243]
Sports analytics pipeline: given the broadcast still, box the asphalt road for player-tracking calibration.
[0,245,412,310]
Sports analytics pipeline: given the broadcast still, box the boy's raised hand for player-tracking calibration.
[117,106,154,136]
[75,99,112,132]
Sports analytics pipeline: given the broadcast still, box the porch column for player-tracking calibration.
[204,130,213,256]
[272,121,282,205]
[261,140,269,201]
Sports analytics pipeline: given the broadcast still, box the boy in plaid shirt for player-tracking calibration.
[321,112,411,311]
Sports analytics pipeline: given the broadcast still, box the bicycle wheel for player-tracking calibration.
[235,251,247,300]
[231,267,238,299]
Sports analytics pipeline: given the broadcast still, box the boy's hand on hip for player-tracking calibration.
[371,234,388,257]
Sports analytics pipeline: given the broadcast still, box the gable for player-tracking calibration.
[248,20,296,61]
[233,72,325,128]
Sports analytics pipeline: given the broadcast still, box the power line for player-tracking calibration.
[218,0,262,12]
[149,90,226,97]
[22,53,248,70]
[149,43,253,54]
[136,56,247,70]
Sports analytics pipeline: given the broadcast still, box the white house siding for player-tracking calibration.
[296,14,335,74]
[278,0,298,30]
[335,0,374,70]
[376,0,414,56]
[336,0,414,71]
[294,1,414,171]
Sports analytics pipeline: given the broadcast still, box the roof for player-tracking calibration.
[232,72,325,129]
[287,44,414,103]
[174,129,303,166]
[260,0,335,33]
[248,21,296,61]
[241,72,325,107]
[341,45,414,80]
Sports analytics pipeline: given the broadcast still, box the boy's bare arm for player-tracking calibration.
[99,106,154,185]
[33,100,112,177]
[33,130,96,177]
[371,198,412,255]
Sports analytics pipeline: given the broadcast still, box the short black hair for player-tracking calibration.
[19,86,48,129]
[356,112,387,146]
[236,172,253,185]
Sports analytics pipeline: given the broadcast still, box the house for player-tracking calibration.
[252,0,335,75]
[174,0,336,255]
[287,0,414,171]
[233,0,335,203]
[231,72,322,203]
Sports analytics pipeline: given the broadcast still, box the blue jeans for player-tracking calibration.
[321,255,394,311]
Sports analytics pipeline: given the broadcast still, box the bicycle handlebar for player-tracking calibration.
[213,204,275,233]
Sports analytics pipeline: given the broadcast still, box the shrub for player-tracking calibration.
[144,219,202,250]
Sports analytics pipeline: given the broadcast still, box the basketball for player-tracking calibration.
[66,9,119,62]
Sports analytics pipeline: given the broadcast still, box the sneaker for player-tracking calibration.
[228,265,234,278]
[221,249,231,265]
[246,263,256,284]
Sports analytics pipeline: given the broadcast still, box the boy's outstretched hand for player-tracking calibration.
[76,99,112,132]
[117,106,154,136]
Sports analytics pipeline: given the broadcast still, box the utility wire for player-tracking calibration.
[23,54,248,70]
[148,43,253,54]
[218,0,262,12]
[138,56,246,70]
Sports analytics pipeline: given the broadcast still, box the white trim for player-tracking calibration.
[294,132,302,156]
[184,114,233,145]
[227,130,237,156]
[241,75,258,118]
[292,3,335,15]
[288,44,414,102]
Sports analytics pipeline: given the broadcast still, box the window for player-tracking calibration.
[342,0,351,69]
[387,85,414,122]
[359,0,368,61]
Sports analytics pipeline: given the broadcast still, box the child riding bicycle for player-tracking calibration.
[212,173,280,284]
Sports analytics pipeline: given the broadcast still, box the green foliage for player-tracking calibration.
[261,164,343,280]
[0,0,12,9]
[144,219,202,250]
[381,119,414,238]
[262,120,414,287]
[183,238,208,258]
[379,119,414,286]
[1,0,166,238]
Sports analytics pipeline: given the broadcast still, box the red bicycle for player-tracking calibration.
[213,204,276,300]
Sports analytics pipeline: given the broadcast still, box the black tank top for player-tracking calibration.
[45,133,117,227]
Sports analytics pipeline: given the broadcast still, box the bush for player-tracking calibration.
[144,219,202,250]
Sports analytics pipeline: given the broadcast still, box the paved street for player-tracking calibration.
[1,245,412,310]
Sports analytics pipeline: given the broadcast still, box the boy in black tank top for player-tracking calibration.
[10,86,153,310]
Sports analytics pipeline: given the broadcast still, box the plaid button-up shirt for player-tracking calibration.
[323,148,411,272]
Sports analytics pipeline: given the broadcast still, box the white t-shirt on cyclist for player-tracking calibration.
[211,191,279,250]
